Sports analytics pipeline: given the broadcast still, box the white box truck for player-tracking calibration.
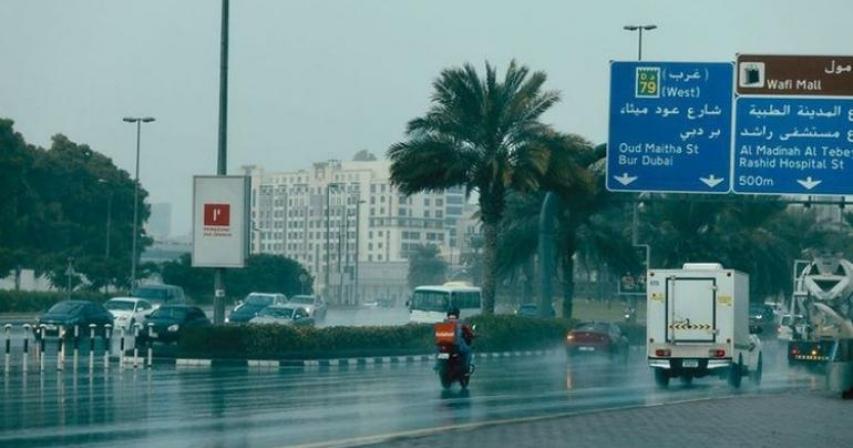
[646,263,763,388]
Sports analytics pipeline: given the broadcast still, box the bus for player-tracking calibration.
[408,282,482,324]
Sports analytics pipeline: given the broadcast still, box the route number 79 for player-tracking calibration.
[636,67,660,98]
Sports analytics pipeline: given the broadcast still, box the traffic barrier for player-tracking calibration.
[38,325,45,372]
[146,323,154,368]
[22,323,31,373]
[56,326,64,371]
[3,324,10,373]
[73,325,79,371]
[119,327,125,369]
[88,324,96,371]
[104,324,112,370]
[132,323,141,369]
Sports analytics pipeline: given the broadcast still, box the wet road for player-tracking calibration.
[0,343,818,448]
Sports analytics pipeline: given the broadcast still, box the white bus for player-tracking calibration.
[408,283,482,324]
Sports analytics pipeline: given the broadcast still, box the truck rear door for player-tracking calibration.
[666,277,716,343]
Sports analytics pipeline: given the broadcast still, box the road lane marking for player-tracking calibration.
[286,393,764,448]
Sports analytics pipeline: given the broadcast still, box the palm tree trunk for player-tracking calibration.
[561,254,575,320]
[522,258,535,304]
[481,221,498,315]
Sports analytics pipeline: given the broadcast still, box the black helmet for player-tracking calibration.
[447,307,461,318]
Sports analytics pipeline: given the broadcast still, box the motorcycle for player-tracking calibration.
[434,322,475,389]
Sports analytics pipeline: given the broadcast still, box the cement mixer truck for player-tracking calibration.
[788,251,853,363]
[786,252,853,366]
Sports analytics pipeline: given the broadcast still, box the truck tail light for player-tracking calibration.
[709,349,726,358]
[655,349,671,357]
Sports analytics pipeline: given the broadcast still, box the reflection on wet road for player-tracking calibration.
[0,343,816,447]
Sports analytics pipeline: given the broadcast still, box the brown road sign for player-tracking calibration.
[737,54,853,96]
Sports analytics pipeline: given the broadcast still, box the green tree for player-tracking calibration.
[162,253,312,301]
[388,61,565,314]
[407,244,448,288]
[496,140,636,318]
[0,119,147,290]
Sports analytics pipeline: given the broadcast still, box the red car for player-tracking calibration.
[565,322,629,361]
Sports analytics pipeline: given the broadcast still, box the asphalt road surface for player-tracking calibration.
[0,342,818,448]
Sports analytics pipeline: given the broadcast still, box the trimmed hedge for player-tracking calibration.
[177,315,580,359]
[0,290,115,313]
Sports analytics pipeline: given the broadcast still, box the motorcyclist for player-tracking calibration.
[445,307,474,374]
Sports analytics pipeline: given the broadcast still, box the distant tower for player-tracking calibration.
[146,203,172,240]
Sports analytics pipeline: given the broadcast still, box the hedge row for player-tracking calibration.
[0,290,115,313]
[177,315,583,359]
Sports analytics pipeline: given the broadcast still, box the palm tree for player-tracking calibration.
[388,61,564,314]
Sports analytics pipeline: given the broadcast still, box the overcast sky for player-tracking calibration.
[2,0,851,234]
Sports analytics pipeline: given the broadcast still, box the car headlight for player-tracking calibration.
[167,324,180,332]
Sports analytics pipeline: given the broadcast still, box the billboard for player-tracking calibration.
[192,176,250,268]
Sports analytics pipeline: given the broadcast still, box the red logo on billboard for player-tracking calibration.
[203,203,230,227]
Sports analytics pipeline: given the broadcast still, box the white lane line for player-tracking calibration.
[285,393,755,448]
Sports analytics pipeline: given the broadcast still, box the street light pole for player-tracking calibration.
[212,0,230,324]
[354,199,364,304]
[623,24,657,245]
[122,117,155,289]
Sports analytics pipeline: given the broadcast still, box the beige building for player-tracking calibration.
[242,159,474,304]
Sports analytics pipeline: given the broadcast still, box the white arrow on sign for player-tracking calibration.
[613,173,638,186]
[699,174,725,188]
[796,177,822,190]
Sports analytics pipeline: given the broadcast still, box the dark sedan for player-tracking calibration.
[138,305,210,343]
[565,322,629,361]
[38,300,113,336]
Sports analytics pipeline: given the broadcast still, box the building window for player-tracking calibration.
[424,210,431,218]
[424,198,431,206]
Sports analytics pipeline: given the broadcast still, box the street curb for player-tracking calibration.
[154,349,562,369]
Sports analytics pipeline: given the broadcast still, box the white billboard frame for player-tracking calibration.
[192,175,250,268]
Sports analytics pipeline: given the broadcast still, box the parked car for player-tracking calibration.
[138,305,210,343]
[515,303,556,317]
[565,321,629,361]
[104,297,155,331]
[288,295,327,320]
[249,304,313,326]
[227,292,288,324]
[131,284,187,307]
[38,300,114,336]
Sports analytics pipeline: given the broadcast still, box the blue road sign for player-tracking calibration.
[733,97,853,195]
[607,62,734,193]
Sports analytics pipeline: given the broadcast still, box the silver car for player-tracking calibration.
[288,295,327,320]
[249,304,313,326]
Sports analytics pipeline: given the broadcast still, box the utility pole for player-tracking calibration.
[213,0,230,324]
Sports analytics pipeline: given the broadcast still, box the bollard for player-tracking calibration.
[39,325,45,372]
[104,324,112,370]
[88,324,96,372]
[146,323,154,368]
[57,326,64,371]
[119,327,125,369]
[3,324,10,374]
[133,323,141,369]
[73,325,79,371]
[22,324,31,373]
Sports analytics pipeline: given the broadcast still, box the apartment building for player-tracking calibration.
[243,159,472,304]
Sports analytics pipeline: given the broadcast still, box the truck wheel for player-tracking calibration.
[750,353,763,386]
[654,369,670,388]
[728,355,743,388]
